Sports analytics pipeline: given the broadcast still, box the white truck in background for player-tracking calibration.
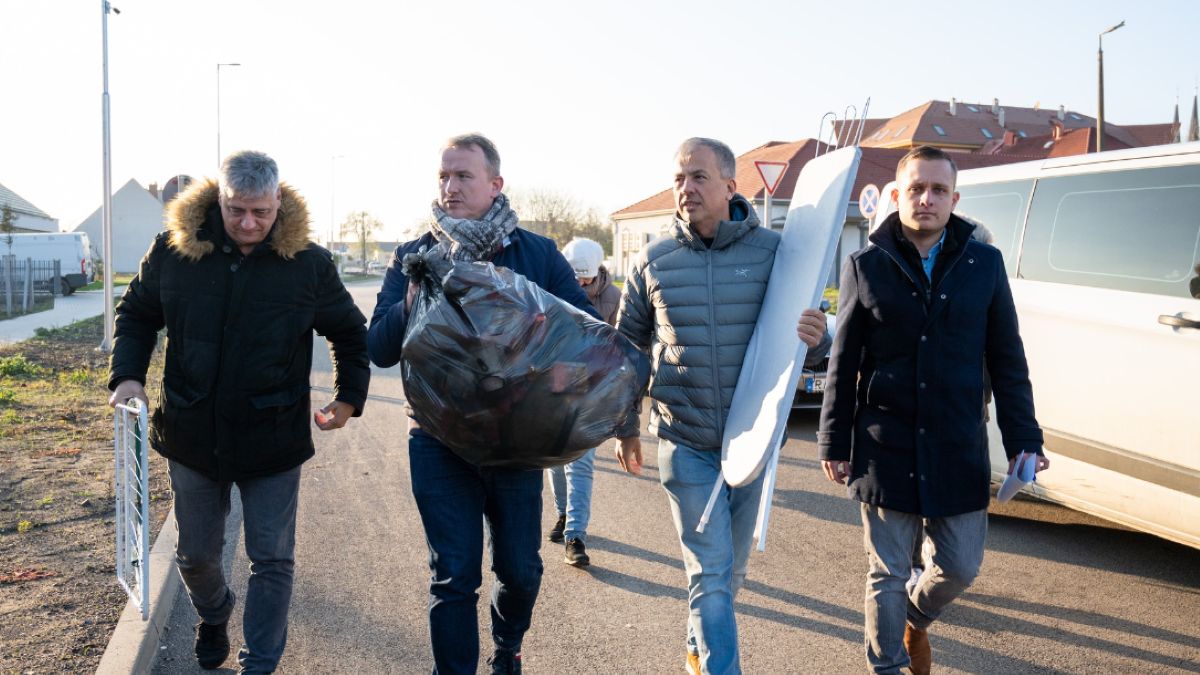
[1,232,95,294]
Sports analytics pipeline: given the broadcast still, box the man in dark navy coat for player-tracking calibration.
[818,145,1049,675]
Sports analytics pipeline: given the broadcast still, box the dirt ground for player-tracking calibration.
[0,317,171,673]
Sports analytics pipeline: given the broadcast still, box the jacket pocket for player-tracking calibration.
[864,366,917,420]
[234,383,312,464]
[152,381,213,459]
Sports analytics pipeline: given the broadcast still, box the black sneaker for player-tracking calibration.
[547,513,566,543]
[564,537,590,567]
[487,647,522,674]
[194,620,230,670]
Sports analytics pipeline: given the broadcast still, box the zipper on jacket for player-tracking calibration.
[706,247,724,443]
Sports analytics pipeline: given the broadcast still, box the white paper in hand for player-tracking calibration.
[997,451,1038,502]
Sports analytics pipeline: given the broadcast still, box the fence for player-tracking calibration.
[1,256,60,318]
[114,398,150,620]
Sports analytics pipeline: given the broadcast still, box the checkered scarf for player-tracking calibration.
[429,193,519,262]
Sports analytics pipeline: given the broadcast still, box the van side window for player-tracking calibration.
[1019,165,1200,298]
[954,179,1033,276]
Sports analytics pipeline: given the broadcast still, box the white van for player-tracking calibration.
[2,232,94,294]
[872,142,1200,549]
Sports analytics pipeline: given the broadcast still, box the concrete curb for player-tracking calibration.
[96,506,180,675]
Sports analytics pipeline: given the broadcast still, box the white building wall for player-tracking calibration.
[13,211,58,233]
[612,212,673,278]
[73,179,165,273]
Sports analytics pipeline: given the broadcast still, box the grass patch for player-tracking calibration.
[0,389,16,407]
[78,273,134,292]
[0,354,49,379]
[0,296,54,321]
[17,519,34,534]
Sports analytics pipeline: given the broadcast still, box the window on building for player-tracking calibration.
[1043,140,1055,149]
[1018,130,1028,138]
[873,128,889,140]
[966,105,980,113]
[932,125,947,136]
[980,128,994,139]
[1069,113,1083,121]
[892,125,908,138]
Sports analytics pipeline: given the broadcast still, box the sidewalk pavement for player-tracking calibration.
[0,288,121,344]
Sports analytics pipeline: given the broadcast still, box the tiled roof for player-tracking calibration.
[1122,123,1179,147]
[0,182,52,219]
[860,100,1103,150]
[992,127,1132,158]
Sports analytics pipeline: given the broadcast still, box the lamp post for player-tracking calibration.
[216,62,240,165]
[99,0,119,353]
[330,155,345,250]
[1096,20,1125,153]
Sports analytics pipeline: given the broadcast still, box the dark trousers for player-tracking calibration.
[408,431,544,674]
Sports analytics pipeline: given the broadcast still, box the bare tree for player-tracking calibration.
[340,211,383,269]
[509,189,613,254]
[0,204,16,255]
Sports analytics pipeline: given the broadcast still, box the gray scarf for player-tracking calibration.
[430,193,519,262]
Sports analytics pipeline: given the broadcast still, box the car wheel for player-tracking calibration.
[60,278,73,296]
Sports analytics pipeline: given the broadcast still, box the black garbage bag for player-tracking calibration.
[400,246,650,469]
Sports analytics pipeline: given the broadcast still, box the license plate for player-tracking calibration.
[806,377,826,393]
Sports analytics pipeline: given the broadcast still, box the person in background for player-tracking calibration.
[544,237,620,567]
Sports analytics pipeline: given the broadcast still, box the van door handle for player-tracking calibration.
[1158,314,1200,329]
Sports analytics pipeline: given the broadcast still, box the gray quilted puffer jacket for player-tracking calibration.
[617,195,829,451]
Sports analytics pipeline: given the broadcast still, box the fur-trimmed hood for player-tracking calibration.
[164,178,312,262]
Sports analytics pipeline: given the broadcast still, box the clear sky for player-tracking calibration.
[2,0,1197,242]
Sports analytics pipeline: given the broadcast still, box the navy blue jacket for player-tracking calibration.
[368,227,597,369]
[817,213,1043,517]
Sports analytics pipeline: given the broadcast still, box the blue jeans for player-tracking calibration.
[168,460,301,674]
[658,439,765,675]
[861,504,987,674]
[545,447,595,541]
[408,431,544,675]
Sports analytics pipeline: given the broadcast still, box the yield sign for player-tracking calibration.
[754,161,789,196]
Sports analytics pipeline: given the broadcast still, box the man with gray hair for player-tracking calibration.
[368,133,595,674]
[615,137,831,674]
[109,150,370,673]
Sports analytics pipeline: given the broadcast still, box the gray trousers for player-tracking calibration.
[168,461,301,673]
[861,504,987,674]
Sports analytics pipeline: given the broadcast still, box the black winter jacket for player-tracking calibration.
[109,180,370,481]
[817,213,1042,517]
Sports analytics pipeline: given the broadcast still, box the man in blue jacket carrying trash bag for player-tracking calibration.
[367,133,596,675]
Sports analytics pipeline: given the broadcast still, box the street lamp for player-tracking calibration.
[1096,20,1125,153]
[99,0,120,353]
[330,155,345,249]
[216,62,241,165]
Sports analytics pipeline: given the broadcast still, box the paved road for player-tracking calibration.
[0,287,120,344]
[151,282,1200,674]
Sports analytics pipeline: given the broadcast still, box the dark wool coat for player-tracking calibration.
[109,179,370,481]
[818,212,1042,517]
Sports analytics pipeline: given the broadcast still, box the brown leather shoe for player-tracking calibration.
[904,623,931,675]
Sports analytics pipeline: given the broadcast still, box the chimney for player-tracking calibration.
[1003,130,1017,146]
[148,182,159,199]
[1050,118,1064,141]
[1058,105,1066,121]
[998,108,1006,128]
[992,98,1000,115]
[949,97,957,116]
